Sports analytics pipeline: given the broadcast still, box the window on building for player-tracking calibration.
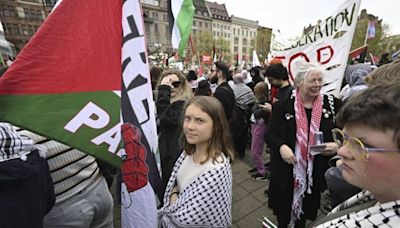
[234,37,238,45]
[242,47,247,53]
[217,31,220,36]
[193,20,196,26]
[23,8,28,18]
[154,24,159,34]
[242,30,244,36]
[8,5,16,16]
[28,25,34,35]
[30,9,37,20]
[243,38,247,45]
[21,24,28,36]
[145,24,150,36]
[213,31,216,36]
[3,23,10,35]
[0,5,6,16]
[1,5,15,16]
[152,12,158,20]
[234,46,238,52]
[246,31,248,37]
[233,28,235,35]
[205,23,208,28]
[12,24,20,35]
[36,9,42,20]
[199,21,202,27]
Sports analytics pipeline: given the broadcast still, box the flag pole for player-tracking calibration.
[363,22,369,46]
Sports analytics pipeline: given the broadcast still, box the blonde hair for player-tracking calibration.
[254,82,269,102]
[181,96,235,164]
[158,68,193,102]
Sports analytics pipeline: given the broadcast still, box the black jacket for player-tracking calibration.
[213,81,235,120]
[156,85,185,196]
[265,94,342,225]
[0,150,54,228]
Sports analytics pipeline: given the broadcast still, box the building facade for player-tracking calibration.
[142,0,213,57]
[0,0,55,52]
[1,0,263,64]
[192,0,212,36]
[231,15,258,63]
[206,1,231,43]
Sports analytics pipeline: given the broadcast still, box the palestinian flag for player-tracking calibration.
[0,0,163,224]
[168,0,195,56]
[0,0,123,166]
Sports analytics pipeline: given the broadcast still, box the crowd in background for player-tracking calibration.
[1,54,400,227]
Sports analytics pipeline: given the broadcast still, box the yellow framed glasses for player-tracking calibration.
[331,128,400,159]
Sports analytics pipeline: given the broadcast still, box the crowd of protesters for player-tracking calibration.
[1,54,400,228]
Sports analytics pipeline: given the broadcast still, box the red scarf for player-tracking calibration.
[291,90,323,226]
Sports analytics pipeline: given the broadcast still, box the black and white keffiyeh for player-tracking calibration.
[0,122,36,162]
[316,191,400,227]
[158,152,232,228]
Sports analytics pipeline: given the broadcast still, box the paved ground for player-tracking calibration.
[230,157,277,228]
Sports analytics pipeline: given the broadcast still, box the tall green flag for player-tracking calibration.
[168,0,195,56]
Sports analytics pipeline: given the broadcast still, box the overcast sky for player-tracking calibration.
[213,0,399,38]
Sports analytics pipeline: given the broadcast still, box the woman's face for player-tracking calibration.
[298,72,323,98]
[162,73,181,98]
[337,124,400,195]
[183,104,213,147]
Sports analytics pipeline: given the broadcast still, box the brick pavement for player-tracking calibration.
[231,157,277,228]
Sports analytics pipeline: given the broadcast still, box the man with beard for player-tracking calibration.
[210,61,235,121]
[264,63,294,103]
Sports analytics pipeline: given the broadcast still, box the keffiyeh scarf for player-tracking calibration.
[291,91,323,226]
[158,152,232,228]
[0,122,36,162]
[316,191,400,227]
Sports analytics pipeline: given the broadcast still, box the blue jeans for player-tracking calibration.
[43,175,114,228]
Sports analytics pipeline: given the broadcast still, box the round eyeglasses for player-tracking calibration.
[331,128,400,159]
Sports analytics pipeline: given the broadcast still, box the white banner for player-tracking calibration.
[270,0,361,96]
[121,0,159,227]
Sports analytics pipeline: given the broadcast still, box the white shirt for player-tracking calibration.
[176,153,226,192]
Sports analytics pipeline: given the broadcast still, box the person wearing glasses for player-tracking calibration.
[157,68,193,197]
[266,61,342,227]
[313,81,400,227]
